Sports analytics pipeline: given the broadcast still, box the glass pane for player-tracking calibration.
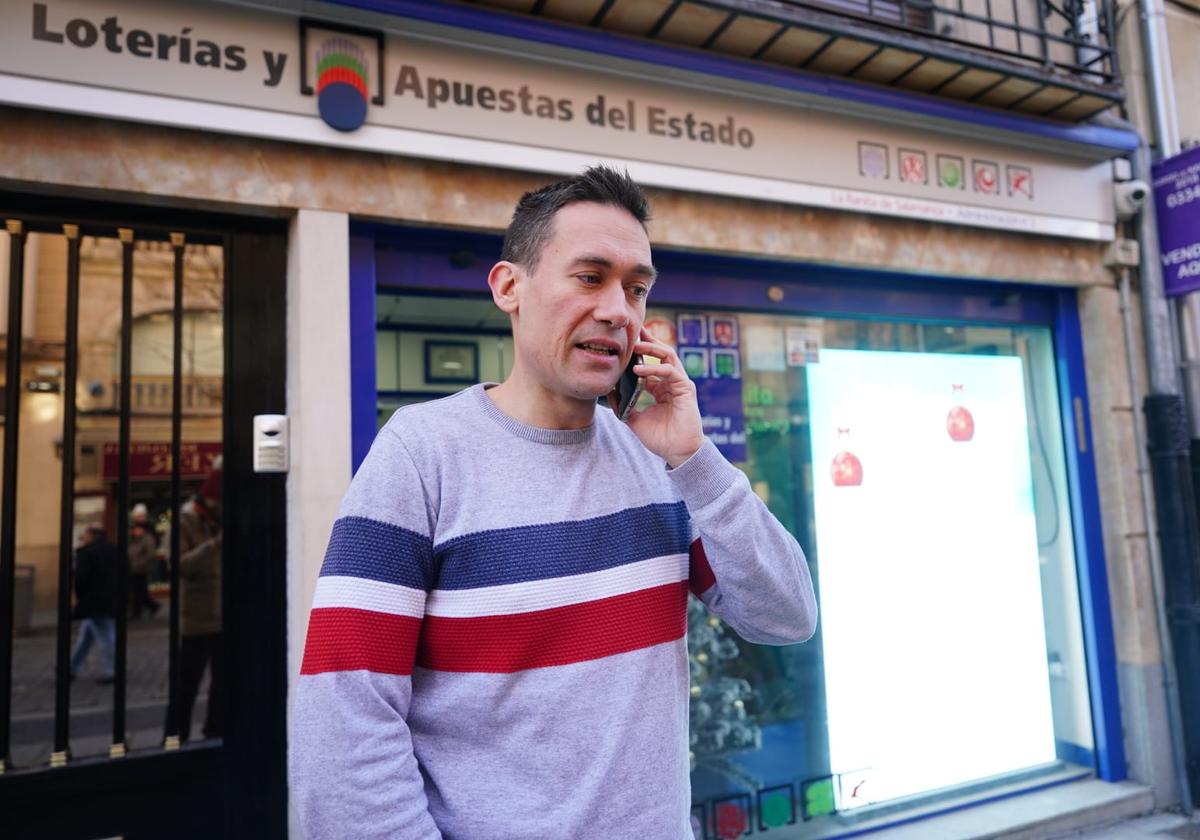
[6,231,70,770]
[375,292,513,428]
[653,305,1093,834]
[3,228,225,771]
[63,233,140,761]
[174,241,225,746]
[113,239,225,752]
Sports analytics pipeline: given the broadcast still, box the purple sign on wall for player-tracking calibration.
[677,312,746,462]
[1153,145,1200,297]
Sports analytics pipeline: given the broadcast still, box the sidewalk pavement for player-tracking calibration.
[1063,812,1200,839]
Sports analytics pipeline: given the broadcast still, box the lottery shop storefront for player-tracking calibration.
[0,0,1143,835]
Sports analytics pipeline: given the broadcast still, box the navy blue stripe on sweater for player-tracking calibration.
[434,501,692,590]
[320,515,435,591]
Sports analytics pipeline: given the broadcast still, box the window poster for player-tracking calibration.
[806,348,1055,806]
[677,313,746,462]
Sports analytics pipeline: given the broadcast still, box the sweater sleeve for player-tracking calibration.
[290,426,443,840]
[670,439,817,646]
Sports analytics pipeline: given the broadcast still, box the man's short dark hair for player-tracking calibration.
[501,166,651,270]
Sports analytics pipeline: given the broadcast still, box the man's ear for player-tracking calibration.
[488,261,521,315]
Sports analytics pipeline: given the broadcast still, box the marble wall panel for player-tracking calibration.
[0,106,1111,286]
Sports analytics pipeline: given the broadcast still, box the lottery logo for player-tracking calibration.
[315,38,370,131]
[300,21,384,133]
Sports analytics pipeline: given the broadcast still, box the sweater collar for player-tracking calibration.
[471,384,597,446]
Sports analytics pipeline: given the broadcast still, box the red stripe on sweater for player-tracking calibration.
[417,580,688,673]
[300,607,422,675]
[689,538,716,597]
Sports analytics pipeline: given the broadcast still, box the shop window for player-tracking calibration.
[374,292,1094,833]
[660,309,1091,834]
[375,292,513,428]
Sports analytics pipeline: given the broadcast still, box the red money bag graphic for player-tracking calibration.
[947,384,975,442]
[831,427,863,486]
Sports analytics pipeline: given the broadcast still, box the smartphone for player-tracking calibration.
[615,354,644,421]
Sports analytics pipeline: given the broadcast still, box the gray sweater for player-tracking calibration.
[290,384,816,839]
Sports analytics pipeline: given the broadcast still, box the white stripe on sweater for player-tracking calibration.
[425,553,689,618]
[312,575,426,618]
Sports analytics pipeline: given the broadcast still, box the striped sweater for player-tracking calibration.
[290,384,816,839]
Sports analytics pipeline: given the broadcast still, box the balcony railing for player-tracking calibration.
[89,375,222,416]
[776,0,1119,86]
[482,0,1123,120]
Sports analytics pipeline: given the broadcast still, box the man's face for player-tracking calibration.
[508,202,655,402]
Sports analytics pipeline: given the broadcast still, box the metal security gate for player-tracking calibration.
[0,192,287,839]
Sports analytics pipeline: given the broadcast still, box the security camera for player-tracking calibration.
[1114,180,1151,219]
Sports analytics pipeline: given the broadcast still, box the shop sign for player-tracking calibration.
[102,441,221,481]
[0,0,1115,240]
[1152,146,1200,296]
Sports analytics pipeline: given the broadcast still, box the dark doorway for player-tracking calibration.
[0,193,288,839]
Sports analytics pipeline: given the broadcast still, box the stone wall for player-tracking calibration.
[0,105,1110,286]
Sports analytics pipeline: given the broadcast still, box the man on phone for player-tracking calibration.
[291,166,816,839]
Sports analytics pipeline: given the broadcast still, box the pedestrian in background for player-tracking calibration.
[128,503,159,620]
[174,466,223,741]
[69,525,120,684]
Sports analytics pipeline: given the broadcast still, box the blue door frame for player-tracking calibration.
[348,223,1127,790]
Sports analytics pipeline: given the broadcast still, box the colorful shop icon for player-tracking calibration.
[937,154,965,190]
[711,348,740,379]
[682,347,709,379]
[710,317,738,347]
[1007,165,1034,199]
[858,142,889,179]
[973,160,1000,195]
[899,149,928,185]
[677,314,708,346]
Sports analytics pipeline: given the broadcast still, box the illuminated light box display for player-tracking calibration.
[807,349,1055,808]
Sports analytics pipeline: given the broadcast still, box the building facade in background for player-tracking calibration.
[0,0,1187,837]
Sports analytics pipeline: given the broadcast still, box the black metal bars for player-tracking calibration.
[0,219,27,775]
[165,233,185,750]
[772,0,1120,84]
[610,0,1122,99]
[51,225,81,768]
[111,228,134,758]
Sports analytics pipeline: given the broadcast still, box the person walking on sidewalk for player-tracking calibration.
[69,526,120,684]
[291,166,818,839]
